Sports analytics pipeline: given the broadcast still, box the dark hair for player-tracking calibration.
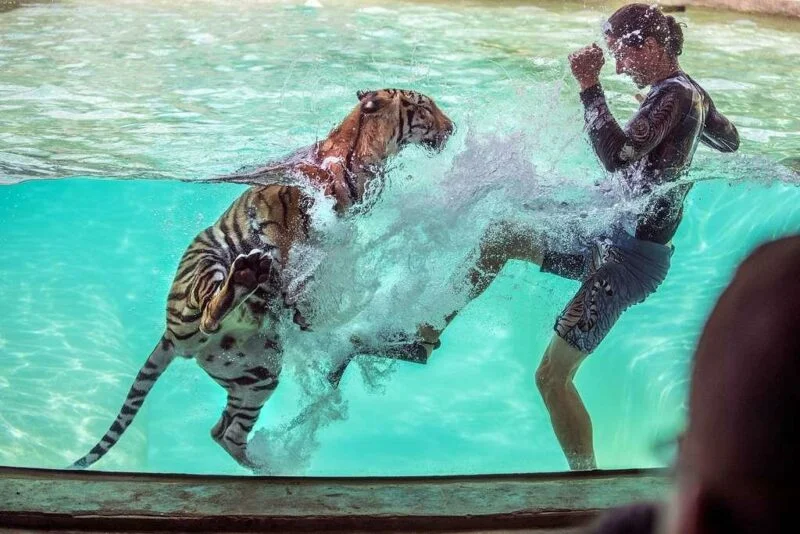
[604,3,685,56]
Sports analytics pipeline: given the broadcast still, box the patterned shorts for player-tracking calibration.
[542,232,673,354]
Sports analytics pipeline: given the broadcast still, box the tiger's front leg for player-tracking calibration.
[200,248,281,334]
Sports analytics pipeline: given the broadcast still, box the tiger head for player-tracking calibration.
[208,89,454,204]
[355,88,454,154]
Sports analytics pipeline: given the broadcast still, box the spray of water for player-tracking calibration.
[244,81,799,473]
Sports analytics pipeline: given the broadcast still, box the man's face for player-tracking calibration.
[606,35,653,88]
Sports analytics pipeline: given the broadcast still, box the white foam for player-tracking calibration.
[245,84,660,472]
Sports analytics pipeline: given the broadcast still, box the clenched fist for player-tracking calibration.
[569,43,605,91]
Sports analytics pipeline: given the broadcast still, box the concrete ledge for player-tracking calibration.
[662,0,800,17]
[0,466,669,532]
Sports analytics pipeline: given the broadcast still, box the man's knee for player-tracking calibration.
[534,360,553,394]
[535,357,568,398]
[535,336,586,395]
[480,221,541,265]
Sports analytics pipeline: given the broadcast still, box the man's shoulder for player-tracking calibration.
[643,73,700,114]
[651,72,696,97]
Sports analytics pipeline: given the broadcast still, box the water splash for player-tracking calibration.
[246,83,800,474]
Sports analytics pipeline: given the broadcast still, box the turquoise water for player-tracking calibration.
[1,0,799,476]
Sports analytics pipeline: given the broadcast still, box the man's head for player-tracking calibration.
[604,4,684,88]
[660,235,800,534]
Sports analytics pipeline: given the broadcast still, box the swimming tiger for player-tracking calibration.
[71,89,454,470]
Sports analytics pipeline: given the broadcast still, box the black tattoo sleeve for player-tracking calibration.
[580,83,685,172]
[700,96,740,152]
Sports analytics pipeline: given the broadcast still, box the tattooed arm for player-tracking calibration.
[700,96,740,153]
[580,83,685,172]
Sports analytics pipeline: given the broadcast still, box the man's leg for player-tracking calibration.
[421,221,544,341]
[467,221,544,299]
[331,222,543,387]
[465,230,595,471]
[535,334,596,470]
[534,234,670,471]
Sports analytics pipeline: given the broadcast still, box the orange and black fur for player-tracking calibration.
[71,90,453,470]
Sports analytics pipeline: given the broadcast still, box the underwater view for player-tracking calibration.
[1,0,798,477]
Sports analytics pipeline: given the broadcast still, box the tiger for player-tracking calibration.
[70,89,454,470]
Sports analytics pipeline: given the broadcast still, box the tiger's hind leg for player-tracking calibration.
[201,335,282,469]
[211,380,279,469]
[200,248,280,334]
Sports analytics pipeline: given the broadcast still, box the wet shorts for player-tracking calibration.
[541,231,673,354]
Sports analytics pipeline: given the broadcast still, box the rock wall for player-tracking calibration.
[0,0,20,14]
[661,0,800,17]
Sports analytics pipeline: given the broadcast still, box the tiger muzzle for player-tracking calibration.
[424,119,455,152]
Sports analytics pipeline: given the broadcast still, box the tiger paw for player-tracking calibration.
[231,249,277,291]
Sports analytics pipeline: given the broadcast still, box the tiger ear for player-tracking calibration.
[360,92,386,114]
[362,99,380,113]
[356,90,371,101]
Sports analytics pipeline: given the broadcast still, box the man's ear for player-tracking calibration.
[644,36,662,55]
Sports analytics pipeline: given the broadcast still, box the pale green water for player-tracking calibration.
[0,0,798,476]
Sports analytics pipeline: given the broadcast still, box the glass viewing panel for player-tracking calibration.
[1,0,798,476]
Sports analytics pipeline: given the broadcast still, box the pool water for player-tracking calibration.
[0,0,798,476]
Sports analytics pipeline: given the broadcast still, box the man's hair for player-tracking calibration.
[605,3,685,57]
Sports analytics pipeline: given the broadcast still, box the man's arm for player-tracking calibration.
[568,44,685,173]
[580,83,684,172]
[700,97,739,152]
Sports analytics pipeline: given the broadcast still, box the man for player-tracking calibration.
[443,3,739,470]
